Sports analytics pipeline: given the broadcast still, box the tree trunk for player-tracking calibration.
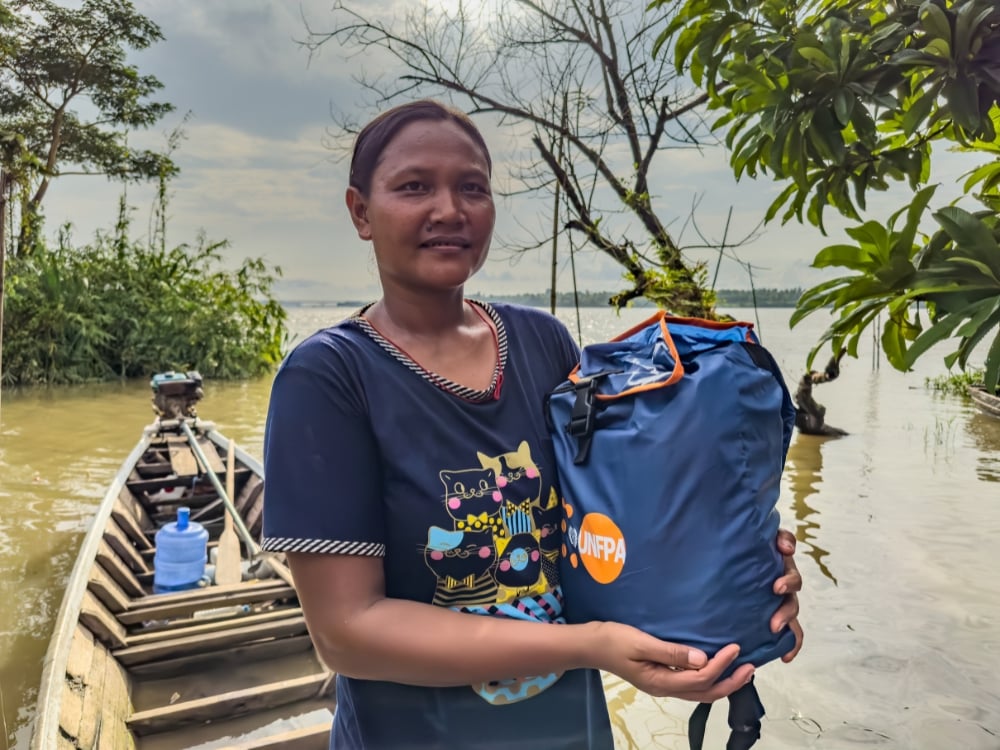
[0,171,8,421]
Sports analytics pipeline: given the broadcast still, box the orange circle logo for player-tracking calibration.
[578,513,626,584]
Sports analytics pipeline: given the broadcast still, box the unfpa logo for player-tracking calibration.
[561,500,626,584]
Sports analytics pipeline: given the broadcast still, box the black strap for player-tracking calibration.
[739,340,782,380]
[567,376,600,464]
[562,369,620,464]
[688,678,765,750]
[688,701,712,750]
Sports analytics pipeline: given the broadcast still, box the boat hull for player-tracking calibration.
[968,385,1000,419]
[31,419,335,750]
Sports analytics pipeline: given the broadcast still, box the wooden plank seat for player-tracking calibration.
[188,495,226,522]
[135,459,174,478]
[126,475,205,496]
[168,442,200,477]
[119,580,296,626]
[124,608,303,646]
[126,467,251,498]
[149,508,228,529]
[128,577,289,609]
[162,436,225,475]
[127,634,315,678]
[113,615,308,667]
[185,476,258,523]
[217,722,332,750]
[127,672,333,736]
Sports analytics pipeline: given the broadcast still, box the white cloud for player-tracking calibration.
[135,1,330,82]
[34,0,993,303]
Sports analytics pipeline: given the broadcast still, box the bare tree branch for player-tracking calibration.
[302,0,749,316]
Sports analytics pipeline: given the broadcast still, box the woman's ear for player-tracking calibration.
[345,187,372,240]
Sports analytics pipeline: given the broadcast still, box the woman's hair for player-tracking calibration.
[349,100,493,195]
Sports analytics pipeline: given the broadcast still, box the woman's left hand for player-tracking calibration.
[771,528,804,663]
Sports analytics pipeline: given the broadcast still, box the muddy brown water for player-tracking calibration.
[1,306,998,749]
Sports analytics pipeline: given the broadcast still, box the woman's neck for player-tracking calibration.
[367,290,473,337]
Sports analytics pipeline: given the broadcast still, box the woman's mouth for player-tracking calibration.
[421,236,470,250]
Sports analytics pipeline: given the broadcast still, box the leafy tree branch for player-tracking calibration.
[657,0,1000,389]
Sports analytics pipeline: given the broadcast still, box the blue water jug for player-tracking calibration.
[153,506,208,594]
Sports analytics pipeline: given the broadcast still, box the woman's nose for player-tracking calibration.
[429,189,464,224]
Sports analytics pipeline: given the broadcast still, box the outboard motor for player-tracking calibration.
[151,371,204,420]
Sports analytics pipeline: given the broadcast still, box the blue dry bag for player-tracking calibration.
[545,311,797,749]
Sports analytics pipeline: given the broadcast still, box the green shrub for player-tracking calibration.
[925,369,985,396]
[2,220,286,386]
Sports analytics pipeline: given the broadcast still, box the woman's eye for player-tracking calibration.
[462,182,489,194]
[399,181,425,191]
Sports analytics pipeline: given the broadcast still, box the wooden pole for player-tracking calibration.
[549,173,560,315]
[180,421,256,551]
[0,168,9,425]
[549,92,569,316]
[179,420,296,588]
[215,438,243,586]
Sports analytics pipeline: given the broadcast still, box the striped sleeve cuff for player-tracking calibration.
[260,537,386,556]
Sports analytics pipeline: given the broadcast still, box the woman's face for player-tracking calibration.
[346,118,496,296]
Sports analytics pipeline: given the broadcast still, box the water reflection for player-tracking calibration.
[604,674,687,749]
[784,434,838,584]
[965,411,1000,483]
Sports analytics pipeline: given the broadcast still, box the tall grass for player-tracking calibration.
[1,200,286,386]
[925,369,986,396]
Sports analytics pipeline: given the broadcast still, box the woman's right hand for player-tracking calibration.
[591,622,754,702]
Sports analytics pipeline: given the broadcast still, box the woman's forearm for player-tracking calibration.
[306,596,604,686]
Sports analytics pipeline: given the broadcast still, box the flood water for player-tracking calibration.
[1,305,998,749]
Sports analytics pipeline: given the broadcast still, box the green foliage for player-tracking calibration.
[1,207,287,386]
[655,0,1000,390]
[615,260,717,317]
[925,367,984,394]
[654,0,1000,227]
[793,185,1000,390]
[0,0,175,252]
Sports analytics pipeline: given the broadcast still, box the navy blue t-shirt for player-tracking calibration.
[262,302,613,750]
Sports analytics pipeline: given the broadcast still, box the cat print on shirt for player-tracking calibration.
[424,526,498,607]
[494,506,545,604]
[532,488,562,586]
[430,440,565,705]
[476,440,541,510]
[439,467,507,537]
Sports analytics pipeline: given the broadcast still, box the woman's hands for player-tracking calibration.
[772,528,804,663]
[595,528,804,701]
[591,624,754,702]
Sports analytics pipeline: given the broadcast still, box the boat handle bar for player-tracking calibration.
[179,420,259,556]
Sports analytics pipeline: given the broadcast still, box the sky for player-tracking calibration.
[39,0,983,302]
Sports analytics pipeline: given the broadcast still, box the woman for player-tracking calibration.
[262,99,803,749]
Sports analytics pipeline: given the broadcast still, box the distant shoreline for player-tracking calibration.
[280,288,804,309]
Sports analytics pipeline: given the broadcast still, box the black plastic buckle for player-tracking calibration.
[568,375,604,465]
[569,377,599,437]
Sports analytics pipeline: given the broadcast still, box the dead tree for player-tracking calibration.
[303,0,753,317]
[794,351,848,437]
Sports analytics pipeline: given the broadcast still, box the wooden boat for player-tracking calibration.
[31,372,335,750]
[968,384,1000,419]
